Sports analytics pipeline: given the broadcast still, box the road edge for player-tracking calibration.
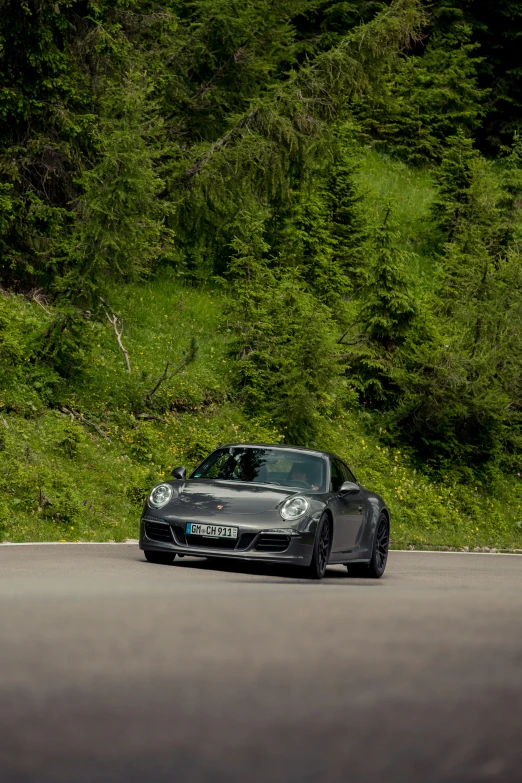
[0,541,521,556]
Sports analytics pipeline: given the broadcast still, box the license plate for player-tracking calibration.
[186,523,238,539]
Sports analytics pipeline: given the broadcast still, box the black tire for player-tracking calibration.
[305,512,332,580]
[144,550,176,565]
[346,513,389,579]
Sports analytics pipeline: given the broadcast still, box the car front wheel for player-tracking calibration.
[305,512,332,580]
[144,550,176,565]
[346,513,389,579]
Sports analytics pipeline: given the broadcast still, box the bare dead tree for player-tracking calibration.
[144,338,198,404]
[144,359,171,403]
[100,299,131,373]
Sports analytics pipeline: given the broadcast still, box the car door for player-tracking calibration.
[329,459,365,557]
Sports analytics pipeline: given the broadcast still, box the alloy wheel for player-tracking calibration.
[318,519,331,574]
[375,517,389,572]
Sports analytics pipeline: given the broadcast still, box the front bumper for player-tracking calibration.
[139,514,315,566]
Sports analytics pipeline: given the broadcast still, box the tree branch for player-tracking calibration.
[62,407,111,442]
[144,358,171,403]
[183,0,425,183]
[190,47,245,103]
[144,338,198,404]
[337,329,365,345]
[100,299,131,373]
[29,288,52,316]
[135,413,168,423]
[184,109,258,182]
[338,337,367,347]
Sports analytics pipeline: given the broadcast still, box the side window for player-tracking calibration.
[341,462,357,483]
[331,459,357,491]
[330,460,344,493]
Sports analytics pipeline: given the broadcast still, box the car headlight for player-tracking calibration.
[148,483,174,509]
[280,496,309,521]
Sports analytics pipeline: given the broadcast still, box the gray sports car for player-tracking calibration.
[139,443,390,579]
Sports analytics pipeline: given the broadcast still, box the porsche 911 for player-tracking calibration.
[139,444,390,579]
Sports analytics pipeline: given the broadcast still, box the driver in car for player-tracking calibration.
[289,463,320,491]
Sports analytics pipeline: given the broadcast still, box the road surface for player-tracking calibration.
[1,545,522,783]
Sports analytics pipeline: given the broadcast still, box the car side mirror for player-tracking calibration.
[172,466,187,480]
[339,480,359,495]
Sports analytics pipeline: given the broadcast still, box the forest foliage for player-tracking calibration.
[1,0,522,544]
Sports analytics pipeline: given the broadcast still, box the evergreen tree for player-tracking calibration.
[59,71,168,308]
[431,132,479,239]
[228,210,344,443]
[391,135,522,473]
[345,208,418,406]
[277,185,344,304]
[356,11,485,163]
[462,0,522,150]
[327,126,367,288]
[359,210,417,348]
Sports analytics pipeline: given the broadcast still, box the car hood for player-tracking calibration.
[166,480,298,517]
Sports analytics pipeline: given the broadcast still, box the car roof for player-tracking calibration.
[217,443,341,462]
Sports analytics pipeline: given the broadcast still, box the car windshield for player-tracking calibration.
[191,447,327,492]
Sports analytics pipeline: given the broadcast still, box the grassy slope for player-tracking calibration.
[2,152,522,549]
[355,148,438,279]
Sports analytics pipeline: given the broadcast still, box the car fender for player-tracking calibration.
[361,493,389,553]
[294,497,329,545]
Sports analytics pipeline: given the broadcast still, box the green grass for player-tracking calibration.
[0,403,282,543]
[319,414,522,552]
[2,276,522,550]
[0,277,284,543]
[356,148,439,280]
[67,273,232,413]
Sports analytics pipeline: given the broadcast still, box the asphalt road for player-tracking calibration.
[1,546,522,783]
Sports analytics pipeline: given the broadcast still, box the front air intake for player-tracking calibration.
[144,521,173,544]
[255,534,291,553]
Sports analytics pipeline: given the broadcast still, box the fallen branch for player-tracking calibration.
[62,407,111,442]
[29,288,52,316]
[100,299,131,373]
[135,413,168,424]
[105,311,131,373]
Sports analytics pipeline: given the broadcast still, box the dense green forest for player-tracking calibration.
[1,0,522,549]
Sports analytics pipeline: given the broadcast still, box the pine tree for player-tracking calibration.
[228,209,344,443]
[355,10,486,163]
[59,71,168,308]
[431,132,479,239]
[359,209,417,349]
[327,126,367,288]
[460,0,522,150]
[390,135,522,473]
[345,208,418,405]
[277,186,343,304]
